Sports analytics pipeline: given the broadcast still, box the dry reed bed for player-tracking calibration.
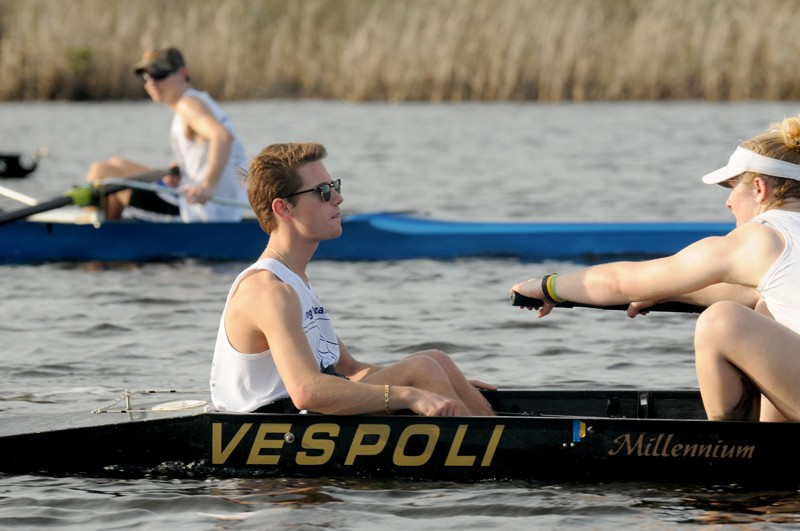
[1,0,800,101]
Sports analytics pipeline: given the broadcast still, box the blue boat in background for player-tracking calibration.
[0,210,733,264]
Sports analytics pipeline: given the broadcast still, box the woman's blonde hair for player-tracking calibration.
[740,115,800,207]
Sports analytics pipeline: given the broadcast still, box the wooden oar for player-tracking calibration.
[510,291,704,313]
[0,168,170,226]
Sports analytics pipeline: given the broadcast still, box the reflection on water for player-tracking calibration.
[2,473,800,529]
[673,488,800,526]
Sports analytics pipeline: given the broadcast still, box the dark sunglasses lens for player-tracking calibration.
[320,184,332,202]
[320,180,341,202]
[144,69,172,82]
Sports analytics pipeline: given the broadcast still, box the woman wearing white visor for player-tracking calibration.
[511,115,800,422]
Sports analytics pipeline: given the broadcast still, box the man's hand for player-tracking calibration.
[162,165,181,188]
[468,379,497,391]
[404,387,464,417]
[184,185,213,204]
[626,300,656,318]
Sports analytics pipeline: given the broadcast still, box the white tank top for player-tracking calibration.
[753,209,800,333]
[210,258,340,412]
[170,88,248,222]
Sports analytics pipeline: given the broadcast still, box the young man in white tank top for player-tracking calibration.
[210,142,496,416]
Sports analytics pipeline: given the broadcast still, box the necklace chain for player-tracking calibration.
[267,246,295,274]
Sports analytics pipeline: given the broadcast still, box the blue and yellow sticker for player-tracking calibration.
[573,419,586,443]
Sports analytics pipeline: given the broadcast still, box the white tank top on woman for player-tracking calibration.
[753,209,800,334]
[209,258,340,412]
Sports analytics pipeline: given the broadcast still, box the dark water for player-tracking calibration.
[1,100,800,529]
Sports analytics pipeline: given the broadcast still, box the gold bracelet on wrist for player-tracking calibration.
[384,384,391,415]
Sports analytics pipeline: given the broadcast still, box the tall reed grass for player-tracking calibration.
[2,0,800,101]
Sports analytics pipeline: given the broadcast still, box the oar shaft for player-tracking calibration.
[104,178,250,209]
[510,291,703,313]
[0,196,73,224]
[116,168,177,183]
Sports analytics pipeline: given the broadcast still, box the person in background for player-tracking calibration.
[210,142,496,416]
[85,46,247,222]
[511,115,800,423]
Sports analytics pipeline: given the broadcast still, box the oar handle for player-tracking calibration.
[510,291,704,313]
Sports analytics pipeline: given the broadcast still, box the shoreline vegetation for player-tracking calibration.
[2,0,800,102]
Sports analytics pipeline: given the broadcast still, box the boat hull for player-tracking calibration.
[0,212,733,263]
[0,389,795,485]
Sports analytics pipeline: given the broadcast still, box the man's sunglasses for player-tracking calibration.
[284,179,341,202]
[141,69,176,82]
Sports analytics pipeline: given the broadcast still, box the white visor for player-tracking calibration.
[701,146,800,184]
